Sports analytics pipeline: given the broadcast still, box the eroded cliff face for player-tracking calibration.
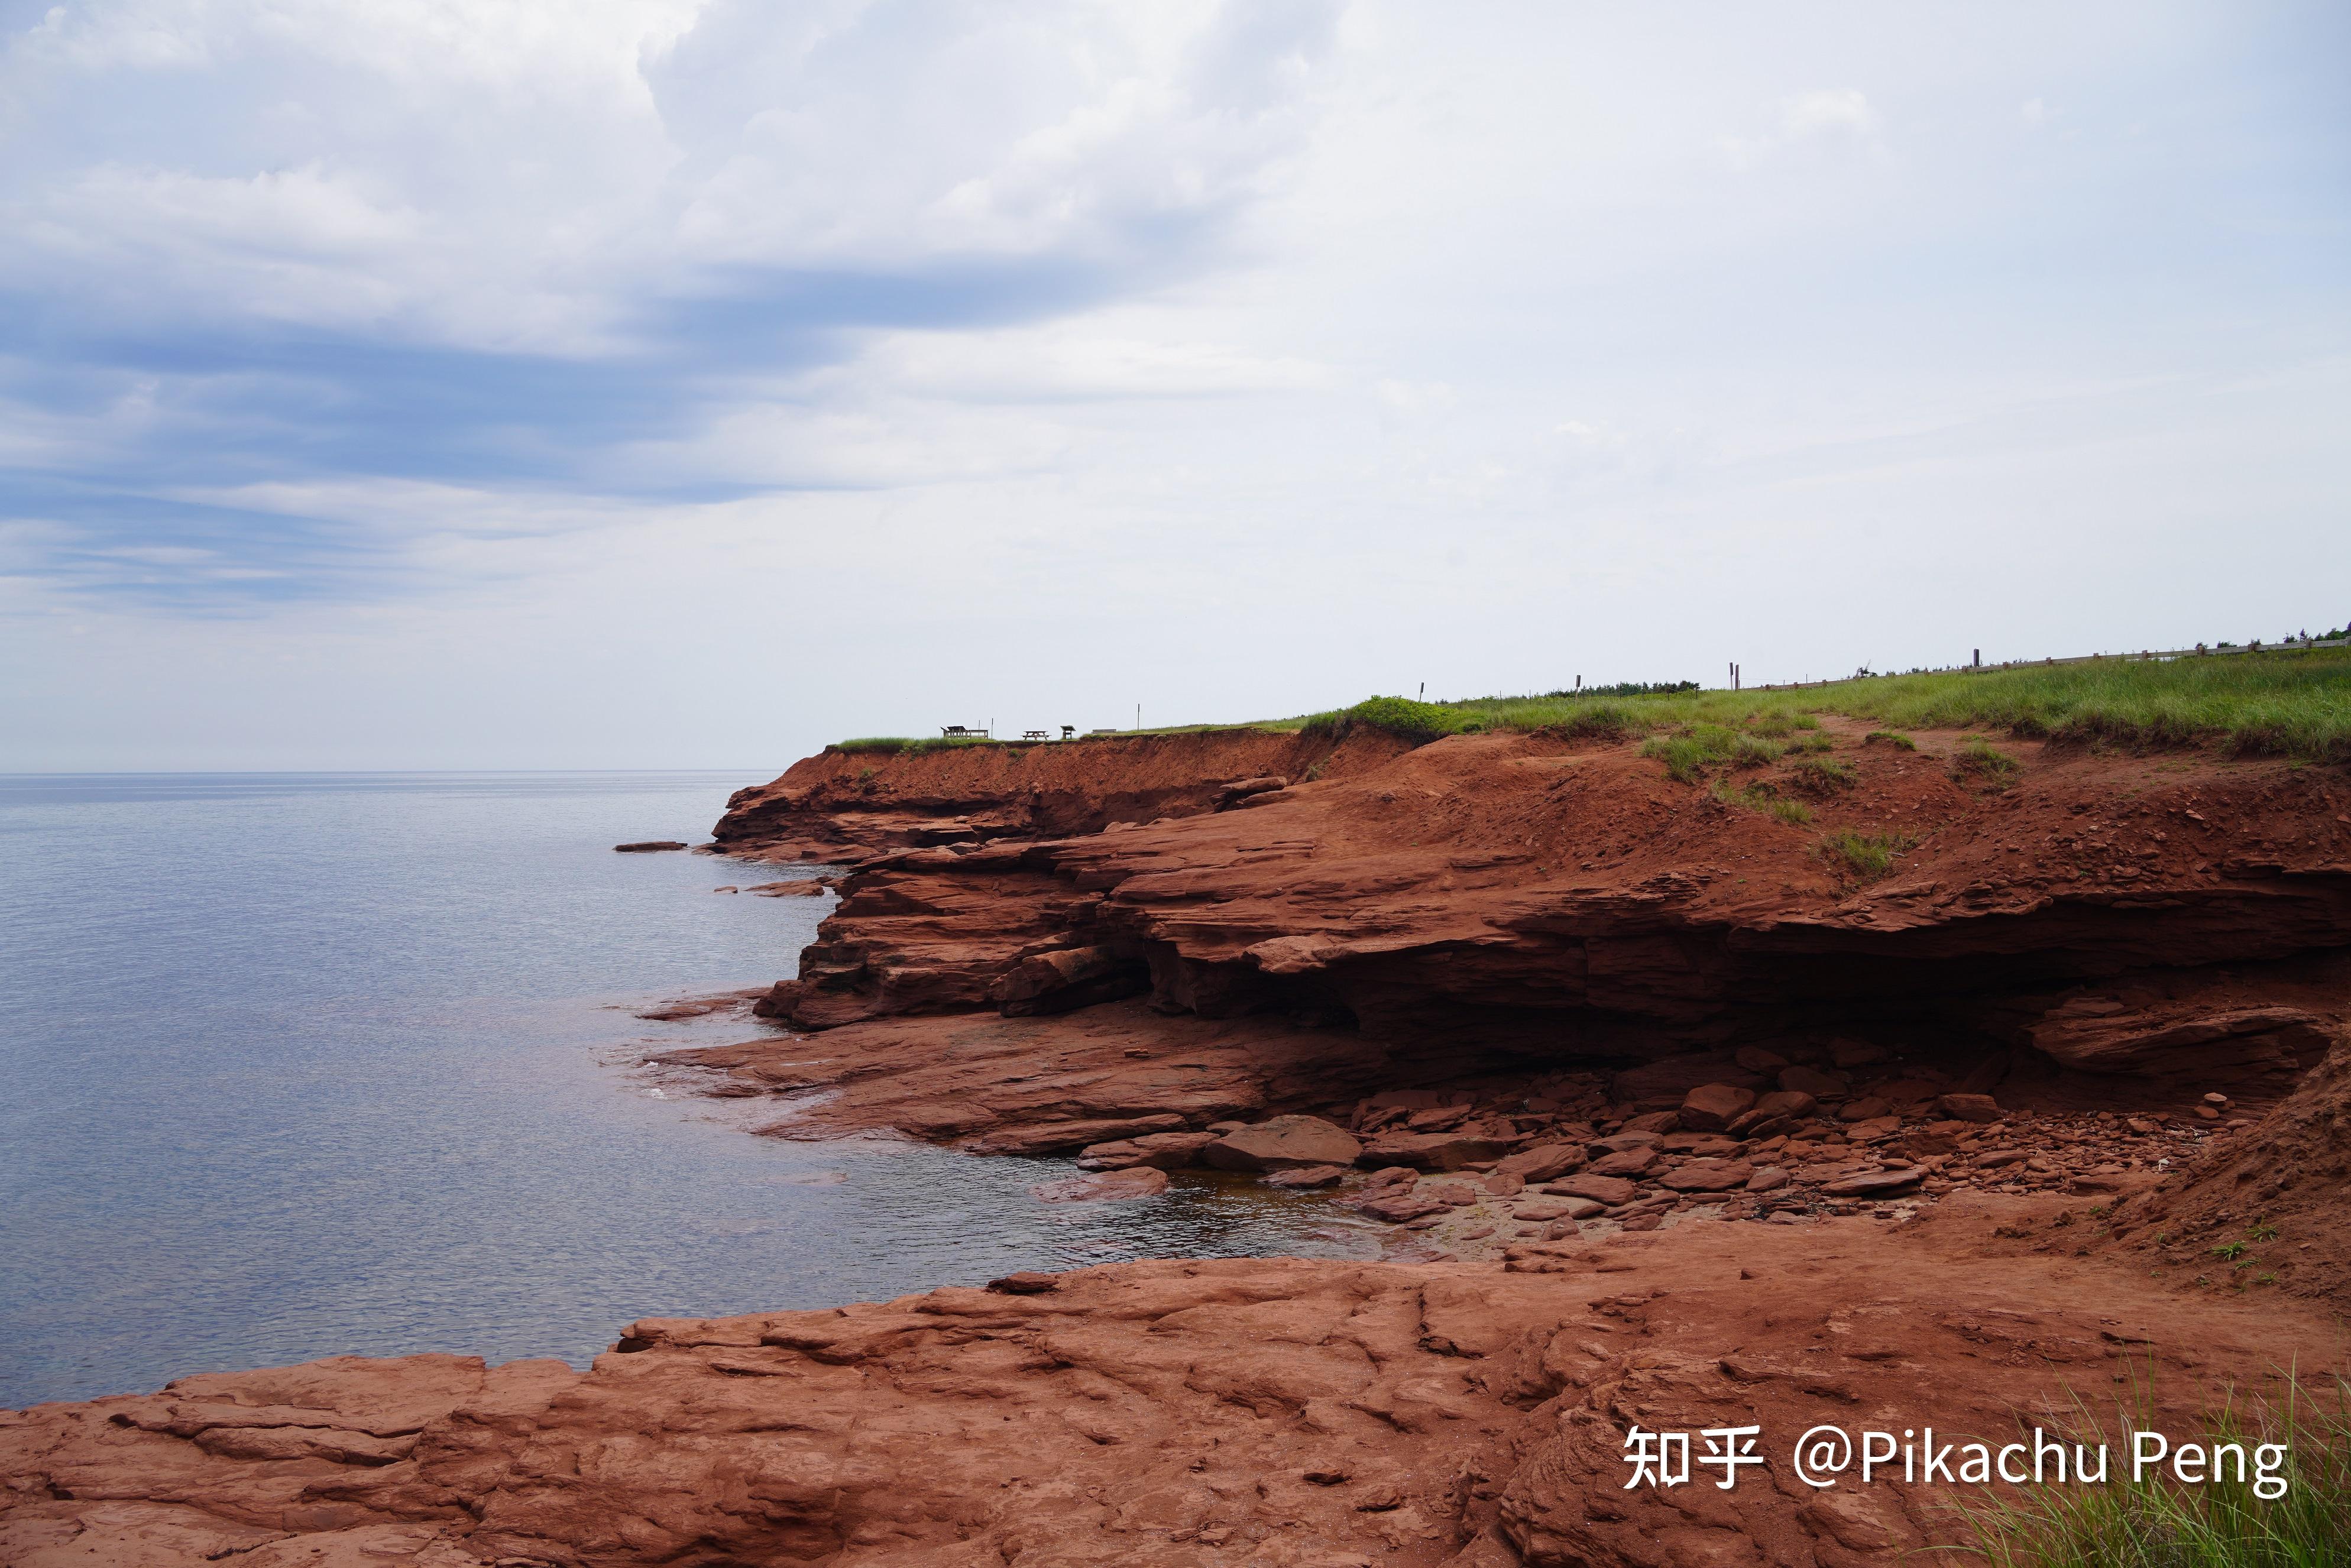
[743,724,2351,1085]
[711,728,1415,861]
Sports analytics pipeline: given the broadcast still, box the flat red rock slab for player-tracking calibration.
[1202,1115,1362,1172]
[1495,1142,1585,1181]
[1356,1131,1513,1170]
[1029,1168,1171,1203]
[1262,1164,1348,1189]
[1818,1167,1923,1198]
[1659,1159,1755,1193]
[1549,1174,1637,1206]
[1345,1191,1447,1223]
[10,1203,2344,1568]
[1587,1148,1658,1178]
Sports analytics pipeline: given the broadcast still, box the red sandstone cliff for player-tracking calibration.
[711,728,1414,860]
[9,721,2349,1567]
[721,722,2350,1096]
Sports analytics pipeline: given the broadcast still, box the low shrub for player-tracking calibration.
[1537,679,1700,698]
[1302,696,1481,745]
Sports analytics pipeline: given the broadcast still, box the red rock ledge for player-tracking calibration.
[5,1194,2339,1567]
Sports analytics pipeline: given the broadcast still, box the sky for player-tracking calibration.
[2,0,2346,771]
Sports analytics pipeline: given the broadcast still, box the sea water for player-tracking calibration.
[0,772,1377,1408]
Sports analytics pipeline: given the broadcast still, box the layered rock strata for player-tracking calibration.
[711,728,1413,861]
[710,725,2350,1121]
[6,1196,2337,1567]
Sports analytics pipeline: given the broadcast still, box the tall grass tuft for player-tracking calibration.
[1953,736,2023,789]
[1787,756,1858,795]
[1642,724,1747,782]
[1642,734,1711,783]
[1712,777,1812,825]
[1958,1372,2351,1568]
[1820,828,1905,879]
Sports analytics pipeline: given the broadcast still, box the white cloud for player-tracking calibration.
[1,1,1336,352]
[1374,378,1453,414]
[1780,88,1877,139]
[1719,86,1887,171]
[2,1,2346,767]
[862,323,1331,401]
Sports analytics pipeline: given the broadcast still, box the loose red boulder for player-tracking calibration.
[1202,1115,1363,1172]
[1679,1083,1759,1132]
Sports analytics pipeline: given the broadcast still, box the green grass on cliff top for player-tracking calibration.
[831,646,2351,763]
[832,725,1243,754]
[1295,647,2351,763]
[834,734,1008,755]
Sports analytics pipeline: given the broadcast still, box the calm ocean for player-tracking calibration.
[0,772,1373,1408]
